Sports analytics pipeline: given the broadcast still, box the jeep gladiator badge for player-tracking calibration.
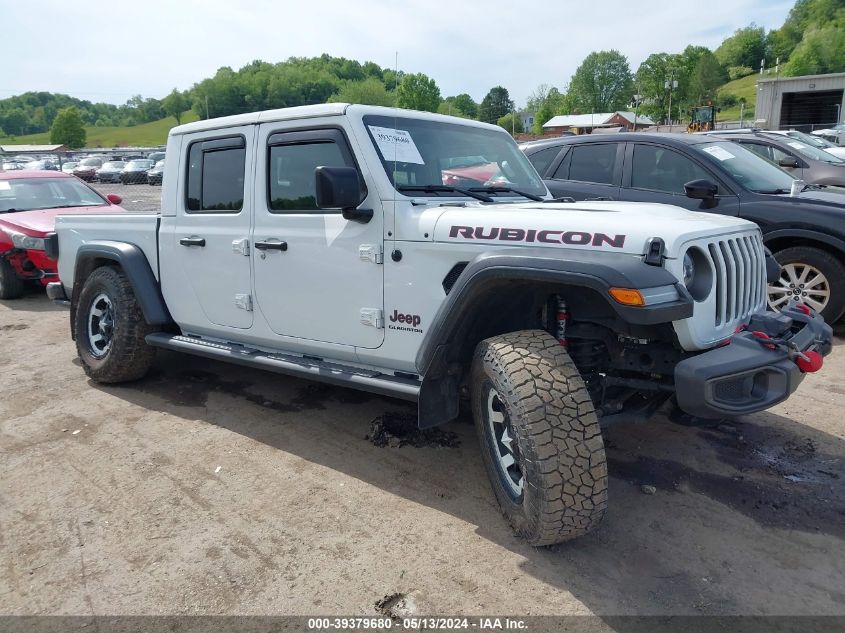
[388,309,423,333]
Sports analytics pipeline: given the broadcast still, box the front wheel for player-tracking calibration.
[471,330,608,546]
[0,258,26,300]
[74,266,156,383]
[769,246,845,323]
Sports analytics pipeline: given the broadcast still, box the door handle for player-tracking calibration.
[254,239,288,252]
[179,236,206,247]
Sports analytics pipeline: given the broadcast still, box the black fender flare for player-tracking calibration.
[763,229,845,257]
[71,241,171,330]
[414,248,692,428]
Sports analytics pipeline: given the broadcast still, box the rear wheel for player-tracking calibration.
[74,266,156,382]
[769,246,845,323]
[0,258,26,300]
[471,330,608,546]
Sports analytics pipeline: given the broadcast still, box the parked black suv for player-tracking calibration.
[520,133,845,322]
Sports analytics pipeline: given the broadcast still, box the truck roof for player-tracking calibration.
[169,103,505,137]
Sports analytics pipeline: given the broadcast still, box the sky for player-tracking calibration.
[4,0,794,108]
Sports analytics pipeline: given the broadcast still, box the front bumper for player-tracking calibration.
[46,281,70,306]
[674,303,832,418]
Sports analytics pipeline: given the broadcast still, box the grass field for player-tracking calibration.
[717,73,759,122]
[0,110,199,148]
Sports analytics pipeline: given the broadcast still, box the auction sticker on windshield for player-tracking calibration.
[368,125,425,164]
[0,182,10,190]
[702,145,735,161]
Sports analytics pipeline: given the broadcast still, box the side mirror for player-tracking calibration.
[315,166,372,223]
[684,179,718,200]
[779,156,800,169]
[106,193,122,205]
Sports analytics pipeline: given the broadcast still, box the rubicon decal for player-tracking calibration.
[388,309,423,333]
[449,225,626,248]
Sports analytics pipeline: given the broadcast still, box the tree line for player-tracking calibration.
[5,0,843,146]
[526,0,845,132]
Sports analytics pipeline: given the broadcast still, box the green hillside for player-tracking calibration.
[717,73,759,122]
[0,111,198,148]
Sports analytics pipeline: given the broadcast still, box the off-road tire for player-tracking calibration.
[0,258,26,300]
[471,330,608,546]
[74,266,156,383]
[771,246,845,323]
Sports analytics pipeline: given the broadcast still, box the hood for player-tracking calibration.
[0,204,120,236]
[791,187,845,206]
[432,200,758,258]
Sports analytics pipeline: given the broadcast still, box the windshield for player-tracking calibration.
[362,115,547,198]
[79,158,102,167]
[785,130,836,149]
[102,161,125,169]
[0,177,107,213]
[153,160,165,169]
[127,160,152,169]
[696,141,795,193]
[782,138,844,164]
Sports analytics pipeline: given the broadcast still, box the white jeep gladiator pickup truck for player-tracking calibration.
[48,104,833,545]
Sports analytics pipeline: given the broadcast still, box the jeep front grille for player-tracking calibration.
[707,235,767,327]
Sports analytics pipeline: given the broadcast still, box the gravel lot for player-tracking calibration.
[1,293,844,619]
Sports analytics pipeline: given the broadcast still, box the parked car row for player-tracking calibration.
[70,157,164,185]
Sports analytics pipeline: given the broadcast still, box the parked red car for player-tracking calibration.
[0,171,125,299]
[441,157,506,187]
[71,157,104,182]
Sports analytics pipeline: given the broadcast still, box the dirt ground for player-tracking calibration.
[1,292,844,618]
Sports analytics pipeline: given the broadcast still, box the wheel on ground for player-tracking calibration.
[73,266,156,382]
[0,258,26,300]
[768,246,845,323]
[471,329,608,546]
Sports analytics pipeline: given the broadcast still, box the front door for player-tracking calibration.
[168,128,255,330]
[252,124,384,349]
[621,142,740,215]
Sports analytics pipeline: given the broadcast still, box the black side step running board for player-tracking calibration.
[145,333,420,402]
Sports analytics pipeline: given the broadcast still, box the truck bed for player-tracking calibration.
[54,214,161,293]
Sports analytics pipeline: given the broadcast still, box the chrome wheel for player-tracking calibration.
[87,293,115,358]
[768,262,830,313]
[486,386,523,498]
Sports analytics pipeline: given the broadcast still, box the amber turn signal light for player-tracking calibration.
[608,287,645,306]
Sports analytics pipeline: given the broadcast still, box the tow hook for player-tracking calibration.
[749,330,823,373]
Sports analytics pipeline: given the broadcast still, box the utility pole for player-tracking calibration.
[665,72,678,127]
[632,94,641,130]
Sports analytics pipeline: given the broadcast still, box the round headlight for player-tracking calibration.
[683,252,695,288]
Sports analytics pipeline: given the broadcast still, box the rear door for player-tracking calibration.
[544,142,622,200]
[621,142,740,215]
[163,128,255,330]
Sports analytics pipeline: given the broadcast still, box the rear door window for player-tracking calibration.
[185,136,246,213]
[526,146,562,177]
[556,143,617,185]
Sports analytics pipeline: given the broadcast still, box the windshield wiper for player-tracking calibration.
[468,186,544,202]
[753,188,790,194]
[397,184,494,202]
